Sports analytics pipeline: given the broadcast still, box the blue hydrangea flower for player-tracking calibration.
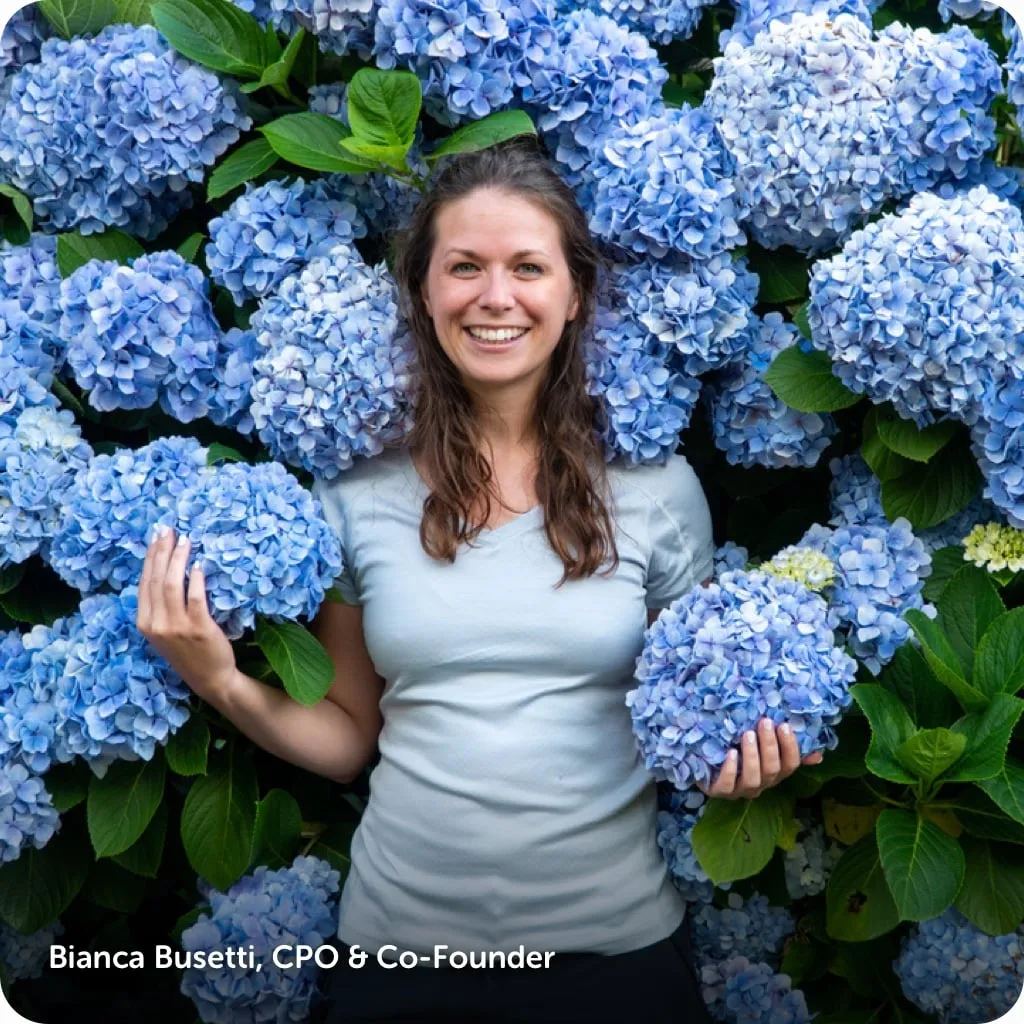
[719,0,874,49]
[0,755,59,864]
[0,304,59,386]
[587,105,744,260]
[1007,11,1024,110]
[972,364,1024,528]
[169,460,343,639]
[701,957,812,1024]
[0,919,64,982]
[249,243,416,480]
[656,786,718,904]
[808,187,1024,427]
[0,25,250,236]
[937,0,1000,18]
[932,158,1024,208]
[0,405,94,568]
[690,893,795,970]
[46,436,208,594]
[57,587,192,774]
[0,360,56,440]
[180,856,341,1024]
[60,250,223,422]
[268,0,378,57]
[627,570,857,791]
[0,7,48,89]
[554,0,713,44]
[706,314,837,470]
[894,909,1023,1024]
[308,82,349,122]
[714,542,749,577]
[584,305,701,465]
[207,328,258,437]
[784,820,841,898]
[0,234,63,371]
[828,455,885,528]
[206,177,368,306]
[918,495,1004,554]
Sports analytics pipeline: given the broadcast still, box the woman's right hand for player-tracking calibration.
[136,525,238,707]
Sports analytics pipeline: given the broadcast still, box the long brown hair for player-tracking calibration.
[391,137,619,587]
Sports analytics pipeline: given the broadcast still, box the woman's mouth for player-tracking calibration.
[464,326,529,351]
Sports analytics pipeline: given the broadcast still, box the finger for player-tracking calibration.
[148,526,178,626]
[738,730,762,796]
[163,532,192,622]
[777,723,802,777]
[758,718,782,786]
[708,749,739,798]
[137,536,156,627]
[186,561,210,622]
[801,751,824,766]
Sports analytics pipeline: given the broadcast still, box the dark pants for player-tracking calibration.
[314,917,712,1023]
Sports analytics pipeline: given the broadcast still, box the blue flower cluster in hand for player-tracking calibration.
[701,957,812,1024]
[706,314,837,470]
[0,406,93,568]
[0,25,250,236]
[627,570,856,791]
[554,0,713,44]
[894,909,1023,1024]
[784,820,841,898]
[249,243,416,480]
[47,436,209,594]
[0,919,64,982]
[720,0,874,49]
[59,251,223,422]
[180,856,341,1024]
[690,893,795,970]
[808,187,1024,427]
[656,786,717,903]
[206,177,368,306]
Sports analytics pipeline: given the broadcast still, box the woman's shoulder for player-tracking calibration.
[603,452,704,507]
[311,445,413,510]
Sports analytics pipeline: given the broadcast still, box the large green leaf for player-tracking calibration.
[874,406,958,463]
[254,617,335,706]
[0,563,25,598]
[85,860,147,914]
[953,790,1024,845]
[180,745,257,891]
[946,694,1024,782]
[43,761,90,813]
[425,109,538,164]
[904,609,987,712]
[875,809,964,921]
[307,821,356,881]
[749,246,810,303]
[691,790,788,884]
[249,789,303,871]
[825,833,900,942]
[261,113,378,174]
[861,407,913,483]
[878,643,958,729]
[850,684,917,784]
[763,346,863,413]
[56,228,144,278]
[250,27,305,96]
[895,728,965,785]
[922,546,970,604]
[113,0,152,25]
[0,185,33,236]
[936,566,1005,680]
[151,0,268,77]
[87,756,166,858]
[880,446,981,531]
[112,800,168,879]
[347,68,421,148]
[977,758,1024,825]
[39,0,118,38]
[974,608,1024,700]
[165,712,210,776]
[207,139,279,200]
[176,232,205,264]
[954,836,1024,935]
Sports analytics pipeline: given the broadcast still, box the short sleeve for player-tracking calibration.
[310,476,361,605]
[644,455,714,609]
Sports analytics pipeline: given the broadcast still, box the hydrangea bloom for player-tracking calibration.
[47,436,208,594]
[0,405,94,568]
[180,856,341,1024]
[60,251,223,422]
[972,364,1024,528]
[627,570,856,791]
[0,305,59,388]
[249,243,416,479]
[57,587,192,773]
[0,7,48,89]
[893,909,1023,1024]
[690,893,795,970]
[584,306,701,465]
[206,177,368,306]
[784,821,841,898]
[207,328,258,437]
[763,544,835,591]
[701,957,812,1024]
[719,0,873,49]
[706,314,837,469]
[656,786,718,903]
[714,542,749,577]
[170,460,343,639]
[811,187,1024,427]
[1007,11,1024,109]
[964,522,1024,573]
[0,919,64,982]
[307,82,349,123]
[0,361,56,440]
[270,0,378,57]
[937,0,1000,18]
[828,455,885,528]
[0,756,58,864]
[555,0,714,44]
[917,495,1002,555]
[0,25,249,236]
[0,234,62,350]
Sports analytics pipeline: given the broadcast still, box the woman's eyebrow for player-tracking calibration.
[444,248,549,260]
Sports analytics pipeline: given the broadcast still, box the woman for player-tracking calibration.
[137,139,819,1023]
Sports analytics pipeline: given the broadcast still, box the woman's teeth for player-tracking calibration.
[466,327,528,343]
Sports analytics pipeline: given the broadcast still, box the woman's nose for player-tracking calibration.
[478,269,515,310]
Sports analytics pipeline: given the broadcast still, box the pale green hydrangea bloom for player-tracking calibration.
[963,522,1024,573]
[762,545,836,592]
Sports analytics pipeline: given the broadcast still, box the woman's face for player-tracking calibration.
[421,187,580,404]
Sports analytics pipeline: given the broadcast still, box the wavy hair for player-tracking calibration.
[391,137,619,587]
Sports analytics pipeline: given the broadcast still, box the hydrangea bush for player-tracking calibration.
[0,0,1022,1022]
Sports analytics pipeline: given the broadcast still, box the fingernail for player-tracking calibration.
[177,534,188,547]
[157,524,169,538]
[728,750,738,763]
[780,723,792,737]
[745,731,757,745]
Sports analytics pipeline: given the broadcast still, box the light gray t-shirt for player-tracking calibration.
[310,446,714,956]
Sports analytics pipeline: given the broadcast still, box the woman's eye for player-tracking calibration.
[451,262,478,273]
[517,263,543,275]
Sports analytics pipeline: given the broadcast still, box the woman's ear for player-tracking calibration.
[567,290,580,322]
[420,281,432,317]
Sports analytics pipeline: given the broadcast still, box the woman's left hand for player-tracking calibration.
[700,718,824,800]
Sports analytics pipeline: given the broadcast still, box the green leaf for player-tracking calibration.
[691,790,788,884]
[825,833,900,942]
[39,0,118,38]
[307,821,356,880]
[249,789,303,870]
[150,0,268,77]
[205,442,248,467]
[862,407,913,483]
[850,684,917,784]
[254,617,335,706]
[905,609,988,712]
[180,745,257,891]
[954,836,1024,935]
[254,27,305,93]
[260,113,377,174]
[57,228,144,277]
[879,643,958,729]
[946,694,1024,782]
[0,826,90,933]
[87,756,166,858]
[347,67,421,148]
[874,406,958,463]
[977,758,1024,825]
[324,585,348,604]
[875,808,965,921]
[113,0,153,25]
[112,800,167,878]
[165,713,210,777]
[793,301,811,340]
[176,233,205,264]
[43,761,91,813]
[339,137,410,171]
[954,790,1024,845]
[207,139,279,200]
[922,546,969,604]
[425,109,538,164]
[85,859,146,914]
[0,574,80,626]
[880,445,981,530]
[895,728,966,785]
[975,607,1024,699]
[0,562,25,597]
[763,346,863,414]
[937,566,1005,681]
[751,247,810,304]
[0,185,32,235]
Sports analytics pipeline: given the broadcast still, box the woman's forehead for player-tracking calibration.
[433,189,563,248]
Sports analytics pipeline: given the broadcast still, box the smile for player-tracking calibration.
[465,326,530,343]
